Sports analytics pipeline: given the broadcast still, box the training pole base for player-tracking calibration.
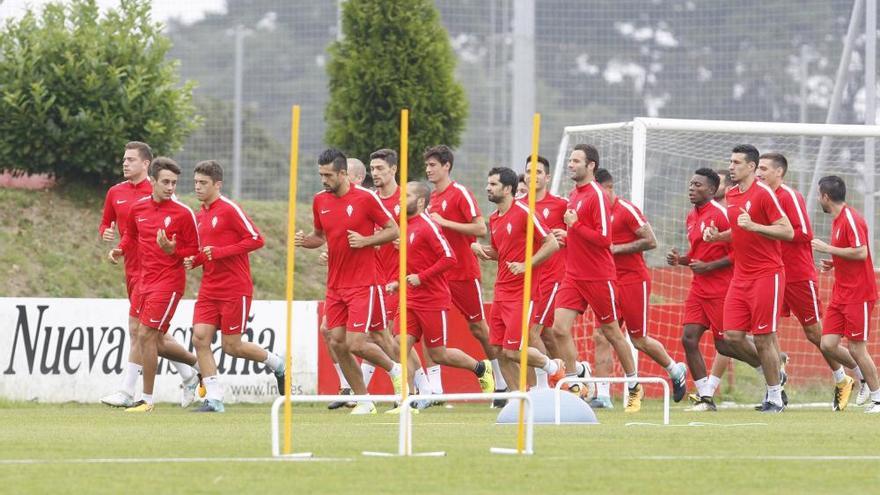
[490,447,534,455]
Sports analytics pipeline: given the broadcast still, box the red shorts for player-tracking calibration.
[782,280,823,327]
[554,278,618,325]
[393,308,448,348]
[617,280,650,338]
[125,276,141,318]
[382,287,399,327]
[533,280,561,328]
[325,285,385,332]
[138,291,182,333]
[683,291,726,340]
[723,272,785,335]
[448,279,485,323]
[193,295,252,335]
[489,299,533,351]
[823,301,875,342]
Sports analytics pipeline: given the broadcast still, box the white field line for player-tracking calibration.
[0,456,352,465]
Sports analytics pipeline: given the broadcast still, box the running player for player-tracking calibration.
[424,145,509,402]
[386,181,495,406]
[703,144,793,413]
[295,149,402,415]
[183,160,286,412]
[549,144,643,412]
[471,167,563,390]
[812,176,880,413]
[667,168,735,411]
[757,153,863,411]
[595,169,688,402]
[110,157,200,412]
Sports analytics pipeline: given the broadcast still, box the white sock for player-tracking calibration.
[767,385,783,406]
[535,369,549,389]
[171,361,195,382]
[597,381,611,399]
[491,359,507,390]
[334,363,350,389]
[414,368,431,394]
[832,367,847,384]
[122,362,142,397]
[263,352,282,372]
[541,357,559,375]
[362,362,377,386]
[707,375,722,395]
[871,388,880,402]
[427,365,444,394]
[695,377,709,397]
[854,366,865,381]
[203,375,223,402]
[388,362,402,378]
[141,393,154,405]
[625,372,638,390]
[664,362,675,374]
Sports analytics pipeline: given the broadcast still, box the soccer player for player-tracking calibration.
[595,169,688,402]
[295,149,402,415]
[703,144,793,413]
[471,167,563,390]
[386,181,495,402]
[667,168,735,411]
[424,145,509,401]
[715,169,732,204]
[516,173,529,198]
[757,153,863,411]
[110,157,200,412]
[182,160,286,412]
[812,176,880,413]
[99,143,202,409]
[549,144,643,412]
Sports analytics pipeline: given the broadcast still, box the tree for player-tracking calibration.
[0,0,200,183]
[324,0,468,177]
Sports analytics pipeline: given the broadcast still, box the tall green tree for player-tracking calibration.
[325,0,468,176]
[0,0,199,183]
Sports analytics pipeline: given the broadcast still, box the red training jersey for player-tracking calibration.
[99,179,153,282]
[490,201,549,302]
[610,197,651,285]
[829,205,877,304]
[565,181,616,281]
[404,212,457,310]
[725,180,786,280]
[686,200,733,299]
[428,181,482,281]
[118,196,200,294]
[530,192,568,286]
[375,187,401,285]
[192,196,264,299]
[775,183,817,283]
[313,185,394,289]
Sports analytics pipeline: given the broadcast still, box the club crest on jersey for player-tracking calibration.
[506,222,512,234]
[543,207,550,219]
[441,200,448,212]
[211,216,218,228]
[576,200,582,211]
[346,205,353,216]
[394,204,400,216]
[744,200,751,212]
[164,216,171,228]
[836,229,840,240]
[409,232,415,244]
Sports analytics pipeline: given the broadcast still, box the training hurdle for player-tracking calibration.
[270,391,534,458]
[554,376,671,425]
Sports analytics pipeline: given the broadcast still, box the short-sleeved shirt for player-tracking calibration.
[406,212,456,310]
[610,197,650,285]
[530,192,568,286]
[829,205,877,304]
[686,200,733,299]
[775,184,817,283]
[725,180,786,280]
[428,181,482,281]
[375,187,401,284]
[490,202,549,302]
[313,185,394,289]
[565,181,616,281]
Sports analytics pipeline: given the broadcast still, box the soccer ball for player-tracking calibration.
[578,361,597,400]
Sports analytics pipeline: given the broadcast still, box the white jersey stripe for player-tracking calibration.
[356,185,395,221]
[607,281,618,320]
[539,282,560,325]
[641,280,648,338]
[756,181,787,219]
[441,310,448,346]
[473,279,486,320]
[864,302,869,342]
[780,184,808,235]
[844,207,862,247]
[709,200,727,215]
[513,202,549,236]
[220,195,259,239]
[420,212,453,257]
[172,198,201,247]
[157,292,178,330]
[241,296,247,332]
[771,273,779,333]
[808,281,820,322]
[453,183,478,218]
[618,199,646,228]
[589,181,608,236]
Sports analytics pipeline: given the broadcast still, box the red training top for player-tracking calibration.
[610,197,651,285]
[99,179,153,283]
[428,181,482,281]
[725,180,786,280]
[490,201,549,302]
[529,192,568,286]
[565,181,616,281]
[404,212,457,310]
[775,183,817,283]
[375,187,401,285]
[686,200,733,299]
[829,205,877,304]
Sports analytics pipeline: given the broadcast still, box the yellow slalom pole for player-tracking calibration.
[283,105,301,455]
[517,113,541,453]
[398,109,409,452]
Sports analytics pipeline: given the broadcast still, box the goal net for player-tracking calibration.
[552,118,880,402]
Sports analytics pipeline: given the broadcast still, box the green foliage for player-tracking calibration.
[325,0,468,177]
[0,0,200,183]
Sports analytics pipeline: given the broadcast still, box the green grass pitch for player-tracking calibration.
[1,400,878,494]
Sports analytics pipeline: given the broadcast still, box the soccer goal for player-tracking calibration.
[552,117,880,401]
